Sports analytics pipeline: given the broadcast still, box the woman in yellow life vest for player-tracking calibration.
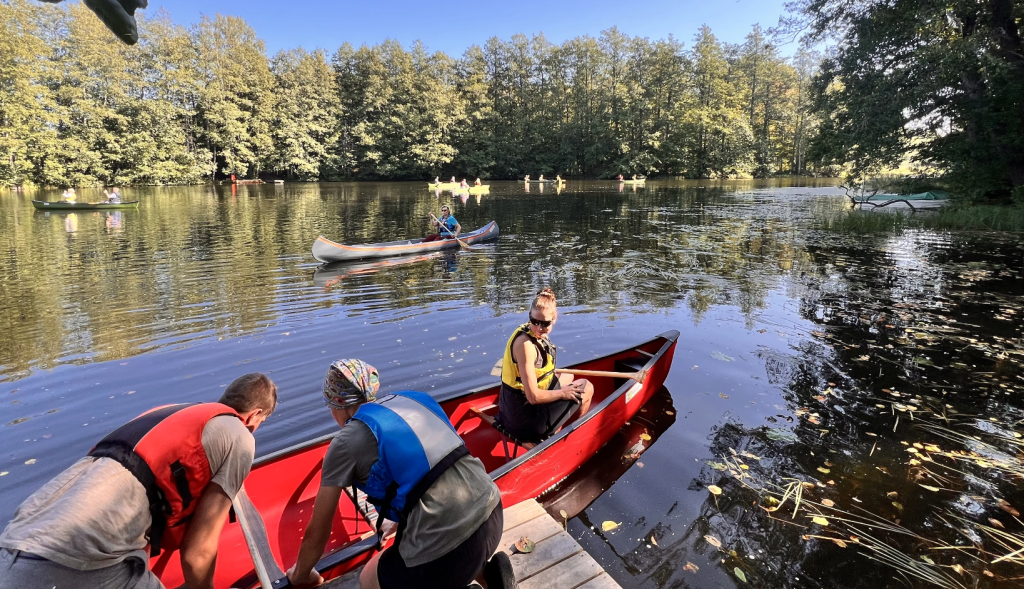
[496,288,594,444]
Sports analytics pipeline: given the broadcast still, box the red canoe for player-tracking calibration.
[153,330,679,589]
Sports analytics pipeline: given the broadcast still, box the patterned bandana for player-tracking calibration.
[323,359,380,409]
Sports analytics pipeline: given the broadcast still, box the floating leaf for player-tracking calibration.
[640,433,651,441]
[719,393,730,399]
[951,564,964,575]
[24,459,36,465]
[988,518,1005,529]
[601,521,620,532]
[892,502,903,511]
[817,467,831,474]
[704,535,722,548]
[812,517,830,526]
[684,562,699,573]
[919,484,941,492]
[886,491,898,499]
[709,462,728,471]
[920,555,935,565]
[514,537,535,553]
[832,539,847,548]
[650,536,658,546]
[822,499,835,507]
[708,485,722,495]
[734,568,747,583]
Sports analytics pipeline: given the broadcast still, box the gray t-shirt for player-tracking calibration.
[0,415,254,571]
[321,420,500,567]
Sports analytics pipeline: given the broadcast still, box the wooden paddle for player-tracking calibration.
[231,486,287,589]
[429,213,476,251]
[555,367,648,384]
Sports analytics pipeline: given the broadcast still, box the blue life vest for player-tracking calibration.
[351,391,468,524]
[438,215,458,236]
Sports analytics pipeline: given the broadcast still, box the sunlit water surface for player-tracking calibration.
[1,180,1022,588]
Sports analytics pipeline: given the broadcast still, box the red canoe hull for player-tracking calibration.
[153,330,678,588]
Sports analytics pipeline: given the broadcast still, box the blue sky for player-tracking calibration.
[146,0,794,56]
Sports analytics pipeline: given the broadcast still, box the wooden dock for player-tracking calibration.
[323,499,620,589]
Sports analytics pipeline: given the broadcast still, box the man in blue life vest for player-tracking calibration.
[0,373,277,589]
[286,359,515,589]
[424,205,461,243]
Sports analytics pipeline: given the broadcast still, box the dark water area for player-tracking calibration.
[1,180,1022,588]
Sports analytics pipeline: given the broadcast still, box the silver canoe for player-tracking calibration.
[311,221,499,263]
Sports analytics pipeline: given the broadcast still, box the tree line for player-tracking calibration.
[0,0,827,187]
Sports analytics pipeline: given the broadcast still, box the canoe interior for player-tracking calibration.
[153,331,677,589]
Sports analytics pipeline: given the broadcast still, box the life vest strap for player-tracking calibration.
[89,441,170,556]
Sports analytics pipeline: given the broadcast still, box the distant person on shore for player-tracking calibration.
[104,187,122,203]
[424,205,460,242]
[60,188,76,203]
[0,373,277,589]
[496,288,594,445]
[285,359,513,589]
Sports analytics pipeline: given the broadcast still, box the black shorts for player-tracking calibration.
[496,381,579,444]
[378,501,504,589]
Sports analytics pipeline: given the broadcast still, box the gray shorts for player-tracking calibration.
[0,548,164,589]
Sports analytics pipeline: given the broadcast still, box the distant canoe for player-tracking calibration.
[620,179,646,185]
[233,179,264,185]
[312,221,499,263]
[457,185,490,194]
[32,200,139,211]
[525,179,564,183]
[428,182,460,189]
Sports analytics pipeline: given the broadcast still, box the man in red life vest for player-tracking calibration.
[0,373,277,589]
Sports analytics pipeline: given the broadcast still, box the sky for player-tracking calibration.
[145,0,796,57]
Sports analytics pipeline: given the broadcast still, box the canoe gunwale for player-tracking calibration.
[31,200,140,210]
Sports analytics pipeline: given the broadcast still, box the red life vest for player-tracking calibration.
[88,403,242,555]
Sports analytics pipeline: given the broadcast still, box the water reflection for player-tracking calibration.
[9,178,1024,587]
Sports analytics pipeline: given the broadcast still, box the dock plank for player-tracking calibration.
[323,499,620,589]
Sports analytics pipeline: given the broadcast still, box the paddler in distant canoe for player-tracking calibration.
[617,174,624,181]
[0,373,277,589]
[538,174,546,182]
[286,360,514,589]
[496,288,594,445]
[474,178,482,186]
[460,178,469,188]
[423,205,461,242]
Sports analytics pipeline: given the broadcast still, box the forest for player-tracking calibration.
[0,0,824,186]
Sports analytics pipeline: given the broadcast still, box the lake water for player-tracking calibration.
[1,180,1021,588]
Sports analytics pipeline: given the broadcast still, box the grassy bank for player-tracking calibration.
[819,204,1024,233]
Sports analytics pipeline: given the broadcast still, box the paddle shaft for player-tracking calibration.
[555,367,647,384]
[429,212,474,250]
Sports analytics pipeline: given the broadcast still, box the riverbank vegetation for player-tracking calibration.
[0,0,827,186]
[786,0,1024,201]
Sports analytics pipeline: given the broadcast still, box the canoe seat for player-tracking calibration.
[469,405,532,462]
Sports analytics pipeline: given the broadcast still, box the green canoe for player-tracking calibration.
[32,200,140,211]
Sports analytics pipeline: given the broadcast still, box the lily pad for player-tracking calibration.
[601,521,620,532]
[514,537,535,553]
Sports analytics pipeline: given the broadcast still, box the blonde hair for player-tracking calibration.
[531,288,557,312]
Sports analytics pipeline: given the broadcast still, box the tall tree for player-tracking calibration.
[790,0,1024,195]
[193,14,276,179]
[270,48,341,180]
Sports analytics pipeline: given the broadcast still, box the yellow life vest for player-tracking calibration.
[500,324,557,392]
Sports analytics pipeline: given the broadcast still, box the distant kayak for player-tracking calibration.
[312,221,499,263]
[32,200,139,211]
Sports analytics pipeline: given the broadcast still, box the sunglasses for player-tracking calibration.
[528,315,553,328]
